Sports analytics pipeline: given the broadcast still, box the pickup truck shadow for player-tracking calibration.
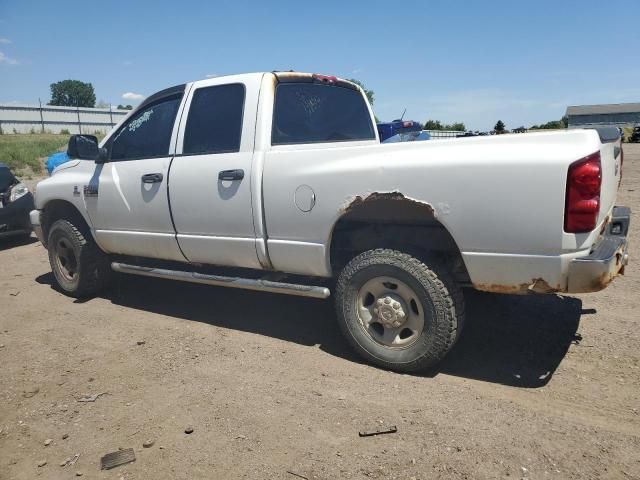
[435,289,583,387]
[36,272,583,388]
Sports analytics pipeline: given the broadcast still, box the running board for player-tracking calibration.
[111,262,330,299]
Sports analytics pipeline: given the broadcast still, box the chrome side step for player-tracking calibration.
[111,262,330,299]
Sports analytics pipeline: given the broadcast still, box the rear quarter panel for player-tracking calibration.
[262,129,604,286]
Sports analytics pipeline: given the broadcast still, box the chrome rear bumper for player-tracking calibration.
[567,206,630,293]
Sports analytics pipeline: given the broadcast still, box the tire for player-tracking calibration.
[335,249,464,372]
[47,219,111,298]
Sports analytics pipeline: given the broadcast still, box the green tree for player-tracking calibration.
[117,104,133,110]
[347,78,374,106]
[529,116,569,130]
[494,120,506,134]
[424,120,465,131]
[49,80,96,107]
[446,122,466,131]
[424,119,443,130]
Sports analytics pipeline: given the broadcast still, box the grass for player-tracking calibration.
[622,127,634,143]
[0,133,70,175]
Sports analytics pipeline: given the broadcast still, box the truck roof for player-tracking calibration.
[190,72,358,91]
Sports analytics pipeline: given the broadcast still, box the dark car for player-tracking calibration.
[456,131,477,138]
[0,163,35,240]
[630,126,640,143]
[376,119,423,142]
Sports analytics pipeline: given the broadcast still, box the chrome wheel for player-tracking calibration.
[54,237,78,282]
[356,276,425,348]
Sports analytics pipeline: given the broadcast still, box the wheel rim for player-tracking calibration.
[54,237,78,282]
[356,276,425,348]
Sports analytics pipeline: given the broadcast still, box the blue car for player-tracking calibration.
[46,151,70,175]
[382,131,431,143]
[376,119,423,142]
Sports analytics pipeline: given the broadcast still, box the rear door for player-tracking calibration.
[85,86,187,261]
[169,75,262,269]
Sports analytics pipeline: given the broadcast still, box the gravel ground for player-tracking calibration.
[1,145,639,480]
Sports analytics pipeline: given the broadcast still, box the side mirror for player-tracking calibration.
[67,135,99,160]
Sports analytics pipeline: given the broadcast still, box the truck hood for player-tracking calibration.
[52,160,81,175]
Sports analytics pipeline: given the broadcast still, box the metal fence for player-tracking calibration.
[0,103,130,135]
[423,129,464,138]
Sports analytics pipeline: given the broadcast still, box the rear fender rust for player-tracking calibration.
[340,191,435,216]
[473,278,562,295]
[330,191,449,273]
[575,271,617,294]
[586,247,627,292]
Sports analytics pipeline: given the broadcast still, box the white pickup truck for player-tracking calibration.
[31,72,630,372]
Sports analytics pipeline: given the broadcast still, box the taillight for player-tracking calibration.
[564,151,602,233]
[312,74,337,84]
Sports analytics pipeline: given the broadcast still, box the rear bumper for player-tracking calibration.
[567,206,630,293]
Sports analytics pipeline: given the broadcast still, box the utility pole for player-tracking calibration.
[77,101,82,134]
[38,98,45,133]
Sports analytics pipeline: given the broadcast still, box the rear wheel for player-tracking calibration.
[47,219,111,298]
[335,249,464,372]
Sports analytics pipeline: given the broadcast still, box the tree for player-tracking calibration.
[447,122,466,131]
[96,100,109,109]
[424,120,443,130]
[423,119,466,131]
[494,120,506,134]
[529,116,569,130]
[49,80,96,107]
[117,104,133,110]
[347,78,374,106]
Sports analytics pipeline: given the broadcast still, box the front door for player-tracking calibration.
[169,77,261,269]
[85,88,187,262]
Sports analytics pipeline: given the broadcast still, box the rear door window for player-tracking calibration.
[272,83,375,145]
[183,83,245,155]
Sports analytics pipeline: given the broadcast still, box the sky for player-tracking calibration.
[0,0,639,131]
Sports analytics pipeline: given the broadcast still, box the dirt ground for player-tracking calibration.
[1,146,639,480]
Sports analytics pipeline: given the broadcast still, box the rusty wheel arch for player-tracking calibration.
[329,192,470,284]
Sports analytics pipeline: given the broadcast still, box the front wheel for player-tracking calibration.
[47,219,111,298]
[335,249,464,372]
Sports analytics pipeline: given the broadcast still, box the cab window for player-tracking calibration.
[183,83,245,155]
[109,95,182,161]
[272,83,375,145]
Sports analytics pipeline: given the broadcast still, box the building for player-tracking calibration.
[566,103,640,129]
[0,103,129,134]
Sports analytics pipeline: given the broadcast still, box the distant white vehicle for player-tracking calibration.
[30,72,630,372]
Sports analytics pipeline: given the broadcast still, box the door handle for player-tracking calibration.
[218,169,244,181]
[141,173,163,183]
